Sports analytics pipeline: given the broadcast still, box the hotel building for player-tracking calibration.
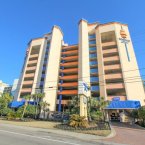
[15,19,145,112]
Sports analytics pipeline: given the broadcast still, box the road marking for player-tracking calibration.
[0,129,81,145]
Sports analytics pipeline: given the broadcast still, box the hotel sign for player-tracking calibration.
[78,80,89,97]
[119,26,130,61]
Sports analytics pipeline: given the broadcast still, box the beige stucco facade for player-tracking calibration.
[15,19,145,113]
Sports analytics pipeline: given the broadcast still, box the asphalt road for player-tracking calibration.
[0,123,124,145]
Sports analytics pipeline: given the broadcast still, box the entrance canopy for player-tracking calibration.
[9,100,25,108]
[106,100,141,110]
[9,100,37,108]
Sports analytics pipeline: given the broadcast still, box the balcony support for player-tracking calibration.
[58,86,63,112]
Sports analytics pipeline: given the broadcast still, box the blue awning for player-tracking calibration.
[106,100,141,109]
[9,101,25,108]
[9,100,37,108]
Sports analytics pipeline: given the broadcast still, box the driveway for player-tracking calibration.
[104,122,145,145]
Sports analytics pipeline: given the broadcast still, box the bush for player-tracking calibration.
[7,109,21,120]
[90,110,103,121]
[25,105,35,118]
[1,108,13,116]
[69,114,89,128]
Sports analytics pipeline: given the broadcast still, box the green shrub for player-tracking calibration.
[7,110,16,120]
[25,105,35,118]
[69,114,89,128]
[90,110,103,121]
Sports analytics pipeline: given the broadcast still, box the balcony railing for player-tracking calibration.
[59,82,78,87]
[90,68,98,74]
[89,40,96,45]
[91,86,99,92]
[90,61,98,66]
[58,90,78,95]
[90,77,99,83]
[89,53,97,58]
[89,34,96,39]
[89,47,96,51]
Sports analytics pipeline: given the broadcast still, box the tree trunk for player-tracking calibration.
[21,104,27,119]
[44,110,45,119]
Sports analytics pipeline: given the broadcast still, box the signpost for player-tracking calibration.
[78,80,89,118]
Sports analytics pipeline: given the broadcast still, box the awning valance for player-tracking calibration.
[106,100,141,109]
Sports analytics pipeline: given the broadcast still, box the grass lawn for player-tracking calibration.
[0,118,111,136]
[0,118,59,129]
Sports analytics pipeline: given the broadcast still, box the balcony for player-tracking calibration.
[89,53,97,60]
[21,88,32,93]
[103,48,118,56]
[89,61,98,68]
[60,75,78,80]
[59,82,78,87]
[23,80,33,85]
[89,34,96,39]
[41,74,46,78]
[90,77,99,83]
[90,68,98,76]
[56,100,69,105]
[105,73,122,80]
[28,60,37,65]
[62,45,78,51]
[60,68,78,74]
[26,66,36,71]
[89,47,96,53]
[107,96,127,101]
[60,62,78,68]
[106,83,125,90]
[104,64,121,71]
[62,56,78,62]
[24,73,35,78]
[91,86,99,92]
[62,50,78,56]
[102,41,117,47]
[89,40,96,45]
[58,90,78,95]
[29,54,39,60]
[104,56,120,63]
[29,54,39,58]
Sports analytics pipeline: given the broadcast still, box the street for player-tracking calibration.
[0,123,123,145]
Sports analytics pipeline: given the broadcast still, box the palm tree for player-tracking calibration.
[68,96,80,114]
[32,93,45,119]
[21,94,31,119]
[40,101,50,119]
[87,97,109,121]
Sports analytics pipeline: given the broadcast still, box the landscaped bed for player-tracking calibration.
[55,121,111,136]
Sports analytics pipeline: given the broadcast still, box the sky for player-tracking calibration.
[0,0,145,85]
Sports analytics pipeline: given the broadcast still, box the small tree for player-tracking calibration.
[21,94,31,119]
[88,97,109,122]
[138,106,145,126]
[32,93,45,119]
[40,101,50,119]
[0,93,13,116]
[68,96,80,114]
[131,109,139,122]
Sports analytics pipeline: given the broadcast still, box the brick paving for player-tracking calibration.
[104,122,145,145]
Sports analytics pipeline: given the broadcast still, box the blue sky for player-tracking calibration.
[0,0,145,84]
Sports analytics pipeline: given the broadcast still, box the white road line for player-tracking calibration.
[0,129,81,145]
